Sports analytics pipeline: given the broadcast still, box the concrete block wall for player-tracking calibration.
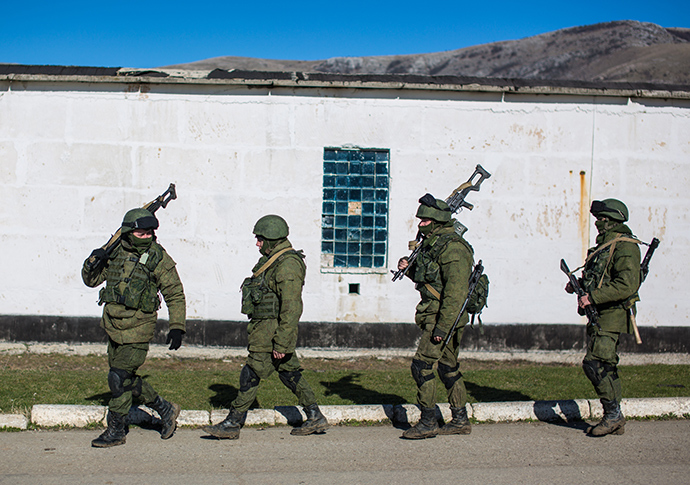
[0,80,688,327]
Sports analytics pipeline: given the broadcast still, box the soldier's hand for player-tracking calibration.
[397,257,409,271]
[272,350,286,360]
[86,248,107,270]
[166,329,184,350]
[578,294,592,309]
[564,282,574,294]
[431,326,445,343]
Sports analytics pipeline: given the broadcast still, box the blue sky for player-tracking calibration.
[1,1,688,68]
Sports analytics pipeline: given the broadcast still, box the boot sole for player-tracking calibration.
[202,426,240,439]
[91,437,126,448]
[437,426,472,435]
[290,423,330,436]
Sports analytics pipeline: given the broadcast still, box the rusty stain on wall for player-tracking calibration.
[579,170,589,261]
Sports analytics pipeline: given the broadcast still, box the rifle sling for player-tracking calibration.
[424,284,442,300]
[252,248,293,278]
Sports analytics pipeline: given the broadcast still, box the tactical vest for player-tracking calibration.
[411,231,473,302]
[98,243,163,313]
[241,249,305,320]
[582,235,640,310]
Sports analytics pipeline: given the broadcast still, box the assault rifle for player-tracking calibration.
[641,237,660,283]
[560,258,600,330]
[85,184,177,270]
[441,260,485,350]
[391,164,491,281]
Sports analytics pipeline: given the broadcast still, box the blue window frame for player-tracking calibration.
[322,148,389,268]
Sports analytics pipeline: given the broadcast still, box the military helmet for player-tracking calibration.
[121,208,159,233]
[590,199,629,222]
[416,193,452,223]
[253,214,289,240]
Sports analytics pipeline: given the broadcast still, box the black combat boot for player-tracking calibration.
[202,408,246,440]
[588,399,625,437]
[291,404,329,436]
[148,395,181,440]
[402,407,439,440]
[91,411,127,448]
[438,406,472,435]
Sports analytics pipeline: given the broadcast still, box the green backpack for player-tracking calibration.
[466,273,489,328]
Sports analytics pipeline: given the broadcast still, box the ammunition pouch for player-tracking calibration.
[240,275,280,319]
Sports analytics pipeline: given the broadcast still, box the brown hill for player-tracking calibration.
[162,20,690,84]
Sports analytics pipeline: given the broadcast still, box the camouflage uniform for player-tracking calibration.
[579,199,641,436]
[401,195,474,439]
[82,208,185,447]
[203,215,328,439]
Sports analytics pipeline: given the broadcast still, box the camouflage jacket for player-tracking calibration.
[245,238,306,354]
[82,238,186,344]
[406,224,474,338]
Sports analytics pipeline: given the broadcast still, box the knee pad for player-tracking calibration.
[411,359,435,388]
[582,360,604,387]
[437,362,462,390]
[603,362,619,381]
[278,370,302,393]
[108,367,133,398]
[239,365,261,392]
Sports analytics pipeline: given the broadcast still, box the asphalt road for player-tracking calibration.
[1,420,688,484]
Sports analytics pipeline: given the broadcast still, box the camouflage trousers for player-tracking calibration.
[231,351,317,413]
[106,340,158,415]
[412,326,467,410]
[583,326,623,403]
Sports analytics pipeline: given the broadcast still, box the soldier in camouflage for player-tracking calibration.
[203,215,328,440]
[397,195,474,440]
[566,199,641,437]
[82,208,186,448]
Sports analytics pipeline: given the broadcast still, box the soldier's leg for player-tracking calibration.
[106,341,149,416]
[276,354,328,436]
[230,352,274,413]
[583,328,625,436]
[437,328,471,435]
[403,328,440,439]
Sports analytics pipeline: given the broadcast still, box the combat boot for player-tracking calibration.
[291,404,329,436]
[202,408,246,439]
[148,395,181,439]
[588,399,625,437]
[91,411,127,448]
[402,407,439,440]
[438,406,472,435]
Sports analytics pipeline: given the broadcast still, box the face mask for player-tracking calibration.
[418,221,435,235]
[595,219,617,234]
[129,234,153,255]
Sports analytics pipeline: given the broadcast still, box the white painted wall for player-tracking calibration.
[0,80,687,327]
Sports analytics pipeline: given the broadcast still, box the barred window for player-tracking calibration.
[321,148,389,269]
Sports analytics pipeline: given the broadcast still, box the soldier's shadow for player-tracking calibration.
[465,380,532,403]
[85,392,110,406]
[320,373,407,405]
[208,384,240,408]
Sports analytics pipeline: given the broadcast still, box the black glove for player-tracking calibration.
[166,329,184,350]
[85,248,108,271]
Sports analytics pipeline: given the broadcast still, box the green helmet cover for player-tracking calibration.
[121,208,159,233]
[590,199,629,222]
[253,214,289,240]
[416,194,452,223]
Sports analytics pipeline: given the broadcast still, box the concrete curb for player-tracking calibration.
[11,397,689,430]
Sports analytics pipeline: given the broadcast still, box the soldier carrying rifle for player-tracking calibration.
[563,198,658,437]
[82,185,185,448]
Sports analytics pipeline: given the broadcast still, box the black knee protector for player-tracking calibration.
[278,370,302,393]
[582,359,604,387]
[411,359,435,388]
[108,367,133,398]
[603,362,619,381]
[437,362,462,390]
[239,365,261,392]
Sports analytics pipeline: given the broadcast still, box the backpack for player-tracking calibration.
[466,273,489,328]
